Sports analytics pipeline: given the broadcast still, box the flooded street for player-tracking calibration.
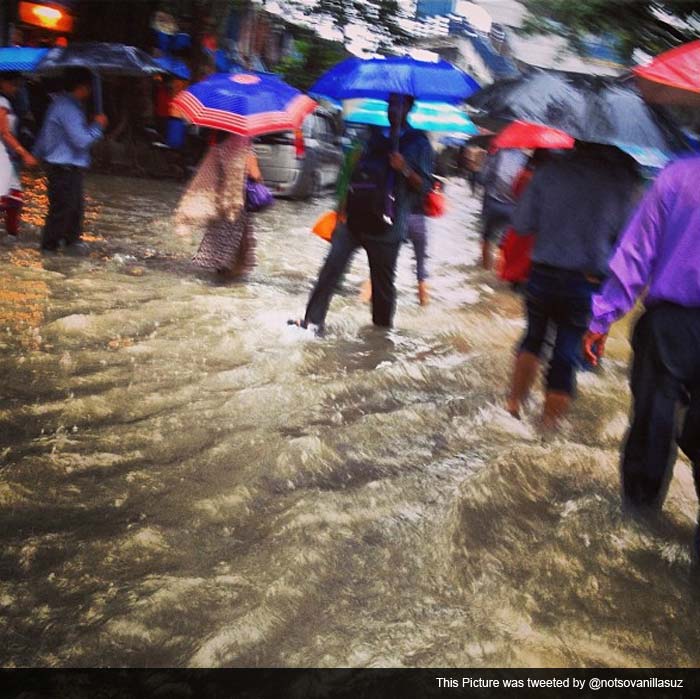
[1,171,699,668]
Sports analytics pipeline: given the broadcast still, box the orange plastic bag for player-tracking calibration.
[312,210,338,242]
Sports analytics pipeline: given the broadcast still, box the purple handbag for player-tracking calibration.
[245,179,274,213]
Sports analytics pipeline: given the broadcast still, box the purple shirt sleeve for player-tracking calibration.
[589,177,666,334]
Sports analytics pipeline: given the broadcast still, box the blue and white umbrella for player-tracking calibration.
[344,98,478,134]
[173,72,317,137]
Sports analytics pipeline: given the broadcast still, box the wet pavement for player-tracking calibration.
[1,171,699,667]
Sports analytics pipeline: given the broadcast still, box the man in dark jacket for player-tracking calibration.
[506,142,640,428]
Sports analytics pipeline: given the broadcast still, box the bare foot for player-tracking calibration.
[359,279,372,303]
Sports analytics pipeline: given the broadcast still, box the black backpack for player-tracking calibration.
[345,133,393,237]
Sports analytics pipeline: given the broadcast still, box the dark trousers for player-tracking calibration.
[622,304,700,509]
[520,265,600,395]
[305,223,401,329]
[41,164,84,250]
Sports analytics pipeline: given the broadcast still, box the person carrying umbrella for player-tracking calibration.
[505,141,641,428]
[172,71,312,277]
[290,93,434,333]
[33,67,108,253]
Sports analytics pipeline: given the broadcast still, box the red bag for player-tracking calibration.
[498,228,535,283]
[423,181,446,217]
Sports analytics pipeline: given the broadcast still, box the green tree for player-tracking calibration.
[276,34,347,91]
[522,0,700,60]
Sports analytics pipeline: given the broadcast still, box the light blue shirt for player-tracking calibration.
[34,93,103,168]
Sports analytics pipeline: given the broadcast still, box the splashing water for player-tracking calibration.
[0,173,698,668]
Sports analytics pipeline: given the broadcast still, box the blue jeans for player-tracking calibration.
[519,264,600,395]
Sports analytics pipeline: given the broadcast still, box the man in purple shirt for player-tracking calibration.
[584,157,700,547]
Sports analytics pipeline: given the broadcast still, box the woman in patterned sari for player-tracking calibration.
[175,133,258,276]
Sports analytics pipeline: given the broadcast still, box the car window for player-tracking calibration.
[318,116,335,142]
[302,116,314,138]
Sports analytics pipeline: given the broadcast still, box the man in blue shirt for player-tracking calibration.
[289,93,433,334]
[34,68,107,252]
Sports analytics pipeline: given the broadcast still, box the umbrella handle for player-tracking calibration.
[92,71,103,115]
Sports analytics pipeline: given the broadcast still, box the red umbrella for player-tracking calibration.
[633,40,700,106]
[491,120,574,151]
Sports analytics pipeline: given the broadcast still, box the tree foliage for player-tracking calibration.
[522,0,700,60]
[276,36,347,90]
[279,0,410,53]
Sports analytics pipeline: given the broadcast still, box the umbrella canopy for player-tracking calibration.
[467,68,688,156]
[634,41,700,106]
[492,120,574,151]
[35,42,165,77]
[344,98,478,134]
[0,47,49,73]
[310,55,480,103]
[155,55,191,81]
[172,72,317,137]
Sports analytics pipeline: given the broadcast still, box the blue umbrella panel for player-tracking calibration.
[345,98,478,134]
[311,55,480,103]
[0,47,49,73]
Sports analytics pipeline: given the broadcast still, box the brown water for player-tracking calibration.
[1,172,698,668]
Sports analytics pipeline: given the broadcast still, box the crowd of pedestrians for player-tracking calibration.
[2,66,699,561]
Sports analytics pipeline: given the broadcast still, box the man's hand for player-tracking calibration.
[583,331,607,366]
[94,114,108,129]
[389,152,407,172]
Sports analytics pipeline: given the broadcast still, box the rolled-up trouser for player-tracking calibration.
[41,164,84,250]
[304,224,401,329]
[519,264,600,395]
[622,303,700,509]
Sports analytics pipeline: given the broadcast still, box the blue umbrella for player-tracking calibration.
[310,55,480,103]
[0,47,49,72]
[155,55,191,80]
[345,98,478,134]
[172,71,317,137]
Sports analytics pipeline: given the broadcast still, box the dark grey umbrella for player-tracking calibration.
[35,42,165,77]
[467,68,688,154]
[35,42,166,113]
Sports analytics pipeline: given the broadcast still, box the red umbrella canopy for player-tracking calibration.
[491,120,574,152]
[634,40,700,106]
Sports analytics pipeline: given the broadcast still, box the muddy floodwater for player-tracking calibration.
[1,171,699,668]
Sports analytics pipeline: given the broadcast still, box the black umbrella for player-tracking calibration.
[35,42,165,112]
[36,42,164,76]
[467,68,688,154]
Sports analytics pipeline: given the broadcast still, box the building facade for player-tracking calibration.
[416,0,456,19]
